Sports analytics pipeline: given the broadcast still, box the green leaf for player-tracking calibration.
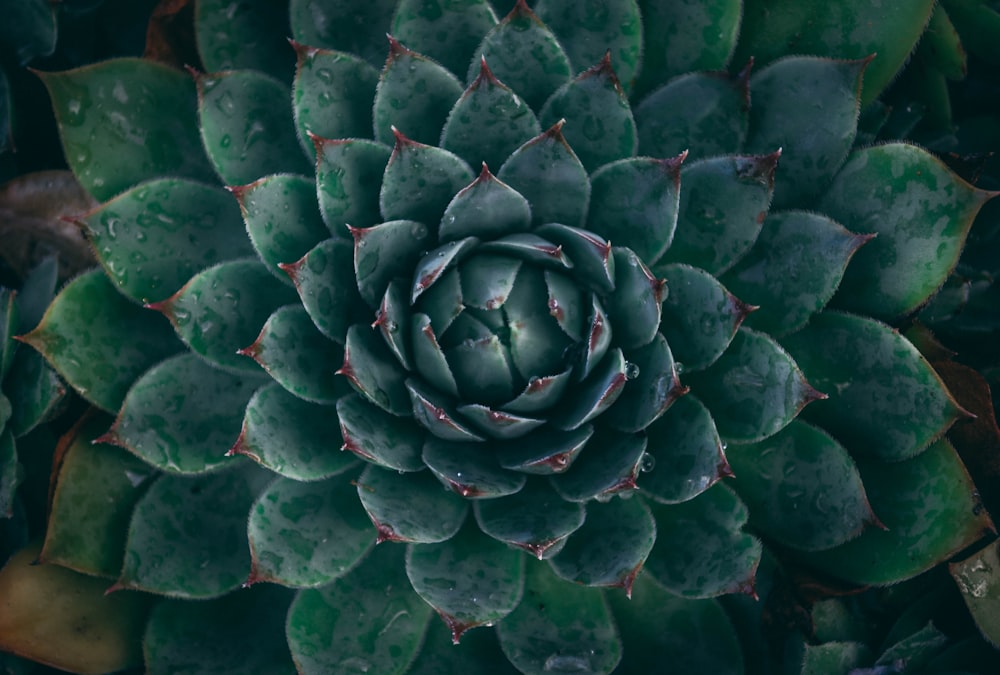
[40,58,217,202]
[0,289,16,379]
[152,259,298,373]
[686,328,823,443]
[196,69,310,186]
[373,37,464,146]
[474,479,584,558]
[80,178,254,304]
[798,438,993,585]
[422,437,526,498]
[409,619,519,675]
[720,211,873,336]
[745,56,867,208]
[234,174,330,284]
[538,54,637,173]
[283,238,368,344]
[605,248,665,350]
[354,220,435,308]
[781,311,963,462]
[116,462,272,598]
[550,426,646,502]
[800,642,872,675]
[41,414,156,578]
[951,540,1000,648]
[391,0,499,78]
[314,137,391,234]
[232,383,360,481]
[337,393,425,472]
[287,543,432,674]
[658,263,753,372]
[634,70,749,160]
[0,0,55,65]
[726,420,874,552]
[645,483,761,598]
[659,153,778,275]
[357,464,468,543]
[641,394,728,504]
[341,322,410,415]
[107,353,264,474]
[292,44,379,160]
[195,0,294,81]
[496,560,621,674]
[632,0,742,98]
[468,2,572,111]
[288,0,398,69]
[380,133,474,226]
[407,522,525,642]
[240,305,347,404]
[440,165,532,241]
[145,586,296,674]
[605,333,684,433]
[248,474,374,587]
[13,254,58,332]
[440,59,541,172]
[0,431,18,519]
[6,339,65,438]
[820,143,995,319]
[610,573,745,674]
[21,270,182,412]
[586,157,682,266]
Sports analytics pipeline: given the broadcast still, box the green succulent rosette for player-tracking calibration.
[8,0,999,672]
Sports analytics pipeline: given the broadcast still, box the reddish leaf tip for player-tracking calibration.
[437,610,478,644]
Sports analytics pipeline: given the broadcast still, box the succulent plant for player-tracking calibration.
[2,0,999,673]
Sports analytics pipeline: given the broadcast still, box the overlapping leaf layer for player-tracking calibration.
[7,0,997,672]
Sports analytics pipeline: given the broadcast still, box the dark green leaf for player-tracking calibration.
[195,0,294,81]
[439,165,532,240]
[341,323,411,416]
[314,137,391,234]
[605,333,684,433]
[550,426,646,502]
[380,132,474,226]
[391,0,499,77]
[474,478,584,558]
[605,247,665,350]
[284,238,368,344]
[423,437,526,498]
[357,464,468,543]
[951,540,1000,648]
[337,392,425,472]
[288,0,398,69]
[354,219,435,307]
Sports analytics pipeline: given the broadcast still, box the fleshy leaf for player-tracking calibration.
[635,70,749,159]
[658,263,754,371]
[498,122,590,228]
[586,156,683,266]
[353,219,434,308]
[41,414,156,578]
[240,305,347,404]
[106,353,264,474]
[314,138,391,234]
[79,178,254,304]
[659,153,778,275]
[340,324,411,416]
[6,343,66,438]
[474,478,585,558]
[337,393,425,472]
[233,383,360,481]
[744,56,868,208]
[0,430,19,520]
[641,394,729,505]
[116,462,272,598]
[645,483,761,598]
[440,59,541,171]
[380,131,475,226]
[439,165,532,241]
[39,58,217,202]
[423,437,526,498]
[798,438,993,585]
[550,496,655,593]
[720,211,873,336]
[195,69,310,186]
[356,464,468,543]
[496,560,621,674]
[605,333,685,433]
[195,0,294,81]
[951,540,1000,648]
[409,618,520,675]
[781,311,963,462]
[373,37,464,146]
[467,1,572,111]
[538,53,637,172]
[286,543,433,673]
[248,474,374,587]
[495,423,591,474]
[819,143,995,318]
[20,270,181,412]
[550,426,646,502]
[288,0,398,69]
[686,327,823,443]
[407,521,524,642]
[150,259,298,373]
[292,44,379,159]
[233,174,329,285]
[145,585,295,675]
[283,238,367,344]
[726,420,874,552]
[606,248,665,350]
[391,0,499,77]
[552,348,627,431]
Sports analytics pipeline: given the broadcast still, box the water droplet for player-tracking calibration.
[624,361,640,380]
[640,452,656,472]
[674,361,685,374]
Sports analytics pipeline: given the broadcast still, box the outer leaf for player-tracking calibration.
[6,342,65,438]
[80,178,254,304]
[41,414,156,578]
[356,464,468,543]
[820,143,995,319]
[379,133,474,226]
[0,430,17,520]
[116,462,272,598]
[195,0,294,80]
[781,311,963,462]
[644,483,761,598]
[799,438,993,585]
[287,543,433,675]
[391,0,499,77]
[496,560,621,675]
[106,353,264,474]
[20,270,181,413]
[39,58,217,202]
[407,522,525,642]
[248,475,374,587]
[951,540,1000,648]
[337,393,425,472]
[314,138,391,234]
[144,585,296,675]
[409,619,519,675]
[283,238,368,344]
[232,383,360,481]
[288,0,398,69]
[474,479,585,558]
